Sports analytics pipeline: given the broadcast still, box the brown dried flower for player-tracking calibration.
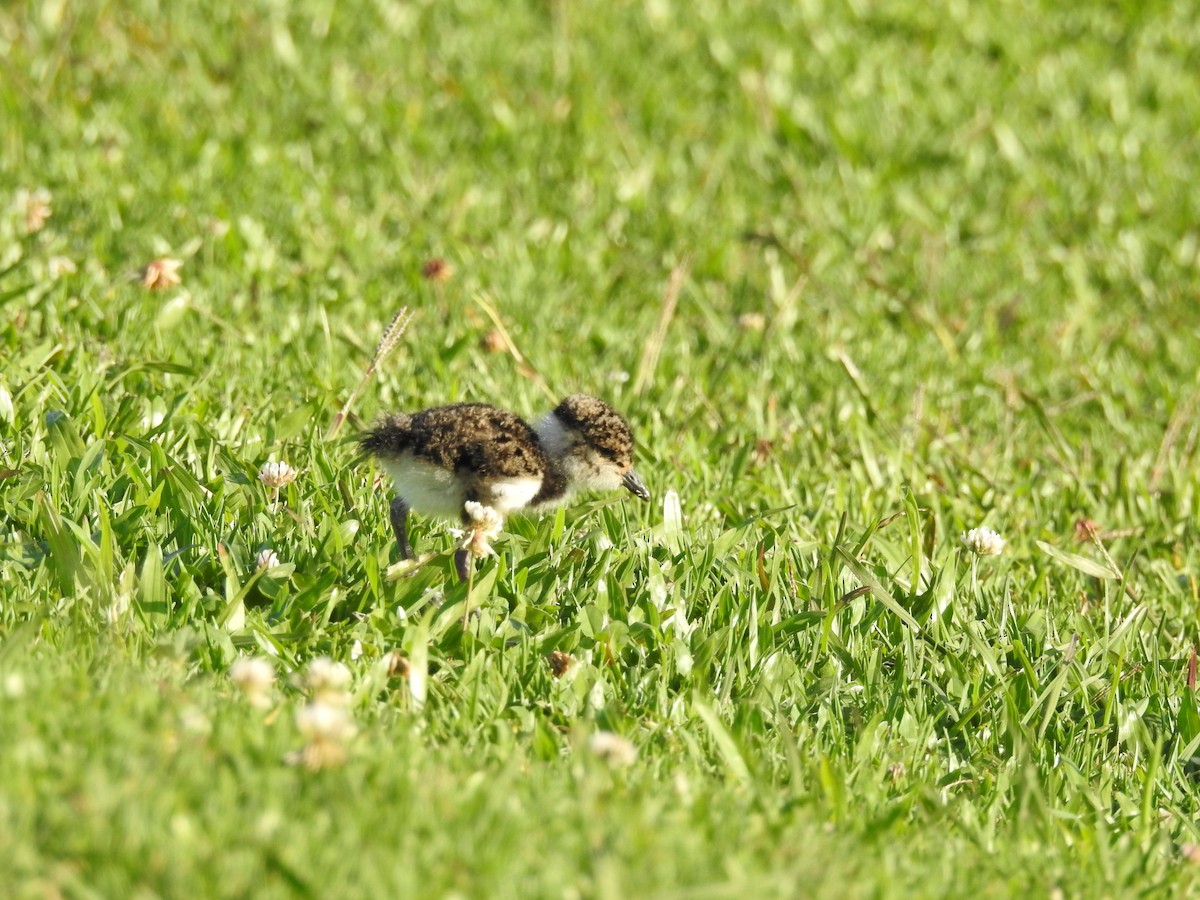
[481,330,507,353]
[421,258,453,282]
[141,258,183,290]
[548,650,574,678]
[387,651,410,679]
[1074,518,1100,542]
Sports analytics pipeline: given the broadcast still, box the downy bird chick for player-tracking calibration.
[362,395,649,579]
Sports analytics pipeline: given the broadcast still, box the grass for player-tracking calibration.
[3,0,1200,895]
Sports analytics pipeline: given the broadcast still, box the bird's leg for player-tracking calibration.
[389,497,414,560]
[457,547,475,631]
[453,548,472,583]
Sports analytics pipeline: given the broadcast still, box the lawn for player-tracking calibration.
[3,0,1200,895]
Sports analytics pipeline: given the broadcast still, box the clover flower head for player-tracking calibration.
[230,657,275,707]
[291,701,356,770]
[16,188,52,232]
[461,501,504,559]
[259,460,297,491]
[588,731,638,768]
[256,548,281,570]
[295,701,356,743]
[962,526,1006,557]
[305,657,352,702]
[48,256,76,279]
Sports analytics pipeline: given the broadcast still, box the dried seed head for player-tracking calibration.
[374,307,414,366]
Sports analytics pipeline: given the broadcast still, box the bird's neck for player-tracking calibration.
[534,412,571,460]
[530,461,571,508]
[530,413,574,507]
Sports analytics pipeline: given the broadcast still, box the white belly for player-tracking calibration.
[481,477,542,516]
[380,455,542,519]
[379,457,467,519]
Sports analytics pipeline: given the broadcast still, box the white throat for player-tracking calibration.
[535,411,624,495]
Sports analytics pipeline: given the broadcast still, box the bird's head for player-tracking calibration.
[536,395,649,501]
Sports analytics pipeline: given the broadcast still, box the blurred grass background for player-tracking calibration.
[3,0,1200,895]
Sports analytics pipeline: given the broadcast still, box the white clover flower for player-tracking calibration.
[461,501,504,559]
[48,256,76,279]
[962,526,1006,557]
[179,705,211,736]
[256,548,281,570]
[230,657,275,708]
[104,590,132,626]
[15,188,52,232]
[588,731,638,768]
[290,701,356,770]
[3,673,25,698]
[295,701,356,743]
[737,311,767,332]
[259,460,297,491]
[305,657,352,703]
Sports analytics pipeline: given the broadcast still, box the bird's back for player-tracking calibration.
[362,404,560,517]
[399,404,550,477]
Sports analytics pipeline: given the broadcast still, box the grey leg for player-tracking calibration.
[389,497,413,559]
[453,548,472,582]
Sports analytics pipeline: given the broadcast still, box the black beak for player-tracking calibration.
[622,469,650,501]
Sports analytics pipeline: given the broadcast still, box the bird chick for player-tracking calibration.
[361,395,648,579]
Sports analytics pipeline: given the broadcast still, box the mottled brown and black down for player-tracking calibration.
[551,395,636,467]
[361,403,568,504]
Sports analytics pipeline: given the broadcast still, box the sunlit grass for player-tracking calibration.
[3,0,1200,895]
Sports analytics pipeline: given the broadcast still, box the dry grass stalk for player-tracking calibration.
[328,306,414,439]
[470,292,556,403]
[633,259,689,396]
[1149,388,1200,493]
